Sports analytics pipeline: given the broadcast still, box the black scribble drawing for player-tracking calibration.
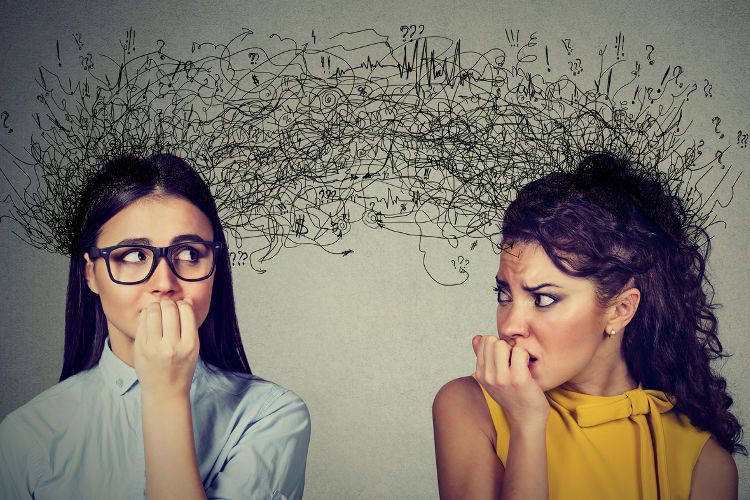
[0,27,744,285]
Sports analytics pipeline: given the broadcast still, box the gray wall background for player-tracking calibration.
[0,0,748,498]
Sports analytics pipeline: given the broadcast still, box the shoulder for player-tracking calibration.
[689,438,738,500]
[199,365,310,426]
[434,376,485,409]
[0,372,96,493]
[1,370,96,441]
[433,376,495,441]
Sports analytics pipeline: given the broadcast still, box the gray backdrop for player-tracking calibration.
[1,0,748,498]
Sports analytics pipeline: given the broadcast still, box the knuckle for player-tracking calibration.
[182,339,198,353]
[158,345,178,359]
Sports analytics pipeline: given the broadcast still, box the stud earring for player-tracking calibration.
[607,329,616,338]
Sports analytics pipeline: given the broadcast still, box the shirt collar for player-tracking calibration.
[98,337,206,396]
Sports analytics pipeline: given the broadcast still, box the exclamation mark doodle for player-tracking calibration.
[657,66,670,94]
[504,28,519,47]
[545,45,550,72]
[615,32,625,60]
[56,40,61,67]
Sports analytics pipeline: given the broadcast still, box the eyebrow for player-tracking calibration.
[115,234,209,246]
[495,277,563,292]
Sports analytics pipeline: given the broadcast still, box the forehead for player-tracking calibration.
[497,242,569,283]
[96,195,214,245]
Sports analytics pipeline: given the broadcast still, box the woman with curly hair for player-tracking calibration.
[433,153,743,499]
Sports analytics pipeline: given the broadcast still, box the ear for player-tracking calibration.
[605,287,641,334]
[83,253,100,295]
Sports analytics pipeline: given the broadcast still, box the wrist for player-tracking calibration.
[509,415,548,439]
[141,391,192,409]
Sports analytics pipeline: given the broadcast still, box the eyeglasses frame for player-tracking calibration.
[86,241,225,285]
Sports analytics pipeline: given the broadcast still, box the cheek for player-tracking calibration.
[536,312,602,364]
[185,280,214,326]
[96,280,142,312]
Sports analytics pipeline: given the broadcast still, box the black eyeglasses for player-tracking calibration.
[87,241,224,285]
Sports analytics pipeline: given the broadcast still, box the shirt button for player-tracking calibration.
[116,377,124,388]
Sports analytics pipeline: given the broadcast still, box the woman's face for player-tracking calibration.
[494,241,618,391]
[84,195,216,350]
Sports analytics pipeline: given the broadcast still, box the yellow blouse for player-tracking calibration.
[475,377,711,499]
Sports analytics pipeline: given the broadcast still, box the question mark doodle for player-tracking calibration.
[229,251,237,266]
[711,117,724,139]
[248,52,259,64]
[0,111,13,133]
[451,256,470,273]
[738,130,749,149]
[156,39,165,60]
[238,251,249,265]
[703,79,712,97]
[715,149,724,166]
[568,58,583,76]
[672,66,683,88]
[645,44,654,65]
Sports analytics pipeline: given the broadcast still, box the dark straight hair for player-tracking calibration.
[60,153,251,380]
[500,152,744,455]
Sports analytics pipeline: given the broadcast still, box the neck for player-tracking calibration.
[108,325,136,367]
[560,341,637,396]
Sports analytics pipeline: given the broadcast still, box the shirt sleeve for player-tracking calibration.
[205,389,312,500]
[0,413,42,500]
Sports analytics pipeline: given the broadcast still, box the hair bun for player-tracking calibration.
[575,152,687,245]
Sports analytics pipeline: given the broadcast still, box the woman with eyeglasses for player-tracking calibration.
[0,154,311,500]
[432,153,742,499]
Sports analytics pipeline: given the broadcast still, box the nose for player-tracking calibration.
[148,256,180,296]
[496,299,531,343]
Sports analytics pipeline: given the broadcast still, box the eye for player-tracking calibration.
[534,294,557,307]
[174,246,200,262]
[492,286,511,304]
[120,248,149,263]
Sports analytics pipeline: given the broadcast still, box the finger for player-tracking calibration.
[176,299,198,348]
[145,302,163,344]
[159,299,181,345]
[491,339,511,380]
[474,336,488,378]
[472,335,481,356]
[509,346,531,382]
[482,337,497,377]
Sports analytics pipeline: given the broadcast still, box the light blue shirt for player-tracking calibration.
[0,340,311,500]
